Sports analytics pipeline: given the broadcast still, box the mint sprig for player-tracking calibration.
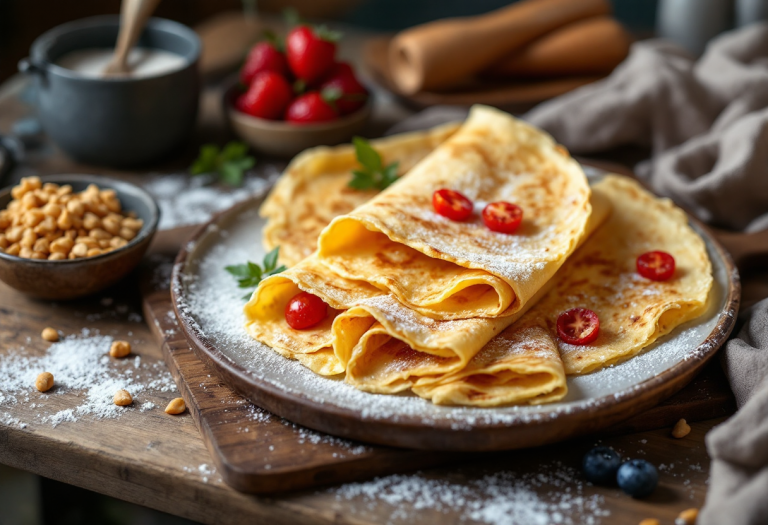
[225,247,287,300]
[191,141,256,187]
[348,137,399,191]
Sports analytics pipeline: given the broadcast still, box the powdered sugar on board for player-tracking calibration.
[142,169,279,231]
[0,329,177,427]
[330,462,610,525]
[172,192,732,429]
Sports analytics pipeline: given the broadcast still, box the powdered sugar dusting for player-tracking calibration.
[332,462,610,524]
[0,329,177,427]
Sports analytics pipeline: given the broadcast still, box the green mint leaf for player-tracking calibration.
[242,291,255,300]
[264,264,287,279]
[348,170,375,190]
[314,25,343,42]
[247,261,263,279]
[220,141,249,162]
[220,162,244,187]
[263,247,280,271]
[353,137,382,173]
[191,144,220,175]
[262,30,284,52]
[381,161,400,189]
[225,264,251,278]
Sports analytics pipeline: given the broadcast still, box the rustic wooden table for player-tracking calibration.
[0,18,742,525]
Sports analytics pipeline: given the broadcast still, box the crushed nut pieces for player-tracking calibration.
[639,519,660,525]
[0,177,143,260]
[675,508,698,525]
[109,340,131,358]
[165,397,186,415]
[114,389,133,406]
[672,418,691,439]
[41,327,59,342]
[35,372,54,392]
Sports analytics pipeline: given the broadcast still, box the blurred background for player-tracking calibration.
[0,0,659,82]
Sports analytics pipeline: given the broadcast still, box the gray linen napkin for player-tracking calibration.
[390,22,768,525]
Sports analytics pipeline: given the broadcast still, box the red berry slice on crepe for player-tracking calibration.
[320,62,368,115]
[240,42,289,86]
[236,71,293,120]
[285,291,327,329]
[557,308,600,345]
[636,251,676,281]
[285,91,339,123]
[482,201,523,233]
[432,189,473,221]
[286,25,339,84]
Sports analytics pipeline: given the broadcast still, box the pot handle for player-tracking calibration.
[18,57,46,77]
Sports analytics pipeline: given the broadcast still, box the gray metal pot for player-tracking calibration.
[19,15,201,167]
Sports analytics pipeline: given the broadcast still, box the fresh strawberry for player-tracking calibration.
[320,62,368,115]
[240,42,289,86]
[286,25,339,84]
[236,71,293,120]
[285,91,338,124]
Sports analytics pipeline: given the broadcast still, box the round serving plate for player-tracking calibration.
[171,167,740,452]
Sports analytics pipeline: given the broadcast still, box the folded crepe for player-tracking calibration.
[316,105,592,320]
[260,122,460,267]
[413,175,713,405]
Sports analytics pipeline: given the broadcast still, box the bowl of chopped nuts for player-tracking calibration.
[0,174,159,300]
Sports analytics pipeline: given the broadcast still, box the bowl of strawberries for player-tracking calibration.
[225,23,371,158]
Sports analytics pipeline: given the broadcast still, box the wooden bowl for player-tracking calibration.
[0,174,159,300]
[223,83,371,158]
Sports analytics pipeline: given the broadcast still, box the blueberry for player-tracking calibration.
[582,446,622,485]
[617,459,658,498]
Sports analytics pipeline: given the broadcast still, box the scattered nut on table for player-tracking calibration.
[639,519,660,525]
[672,418,691,439]
[165,397,186,415]
[675,508,698,524]
[41,327,59,342]
[0,177,144,261]
[109,340,131,358]
[114,389,133,406]
[35,372,54,392]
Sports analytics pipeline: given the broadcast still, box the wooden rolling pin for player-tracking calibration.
[484,17,632,78]
[388,0,611,94]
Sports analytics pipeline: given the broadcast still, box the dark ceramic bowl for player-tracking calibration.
[0,174,159,300]
[18,16,201,167]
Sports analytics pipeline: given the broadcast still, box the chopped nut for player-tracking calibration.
[122,217,144,231]
[109,340,131,358]
[86,248,102,257]
[82,212,101,230]
[20,228,37,249]
[675,508,698,525]
[35,372,54,392]
[119,227,136,241]
[639,520,660,525]
[71,242,88,258]
[48,252,66,260]
[33,237,50,254]
[66,199,84,217]
[114,389,133,406]
[89,228,111,240]
[42,202,62,218]
[102,216,121,235]
[31,251,46,259]
[165,397,186,415]
[50,237,74,254]
[109,237,128,249]
[34,215,56,234]
[23,209,45,228]
[41,327,59,342]
[5,243,20,256]
[672,418,691,439]
[57,209,73,230]
[0,234,8,249]
[19,246,33,258]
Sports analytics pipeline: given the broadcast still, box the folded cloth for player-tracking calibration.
[526,23,768,233]
[523,25,768,525]
[699,299,768,525]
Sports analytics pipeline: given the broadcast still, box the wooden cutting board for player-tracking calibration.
[140,231,736,494]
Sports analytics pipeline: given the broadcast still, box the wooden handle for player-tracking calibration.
[388,0,611,94]
[104,0,163,75]
[484,16,632,78]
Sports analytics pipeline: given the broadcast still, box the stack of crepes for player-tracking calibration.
[244,105,713,407]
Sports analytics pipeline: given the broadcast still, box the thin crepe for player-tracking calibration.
[317,105,592,320]
[260,122,460,267]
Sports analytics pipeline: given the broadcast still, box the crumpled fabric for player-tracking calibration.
[526,23,768,233]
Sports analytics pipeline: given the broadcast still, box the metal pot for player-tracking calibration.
[19,15,201,167]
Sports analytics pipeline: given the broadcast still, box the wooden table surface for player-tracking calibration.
[0,17,737,525]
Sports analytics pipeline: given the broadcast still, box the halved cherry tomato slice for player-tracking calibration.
[636,251,675,281]
[482,201,523,233]
[432,189,473,221]
[557,308,600,345]
[285,292,327,330]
